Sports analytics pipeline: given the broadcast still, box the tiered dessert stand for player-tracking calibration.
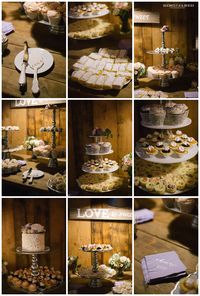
[77,133,120,193]
[68,5,110,40]
[40,105,63,168]
[79,246,112,288]
[147,28,177,88]
[2,127,23,159]
[135,109,198,195]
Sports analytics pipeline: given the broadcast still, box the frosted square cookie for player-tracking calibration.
[97,61,106,71]
[89,52,102,60]
[113,76,126,89]
[72,70,85,81]
[118,64,127,72]
[127,63,132,72]
[104,76,116,89]
[73,63,85,70]
[112,63,120,72]
[104,63,113,71]
[78,55,89,64]
[95,75,106,88]
[81,71,94,82]
[87,74,98,87]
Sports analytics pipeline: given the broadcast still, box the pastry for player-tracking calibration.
[145,145,158,155]
[161,146,172,157]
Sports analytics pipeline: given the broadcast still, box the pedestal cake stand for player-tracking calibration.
[40,105,63,168]
[147,27,179,88]
[2,128,23,159]
[80,247,112,288]
[135,112,198,195]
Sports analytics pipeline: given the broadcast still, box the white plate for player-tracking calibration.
[82,165,119,174]
[76,178,121,193]
[135,144,198,164]
[68,32,112,40]
[14,48,54,75]
[69,9,110,19]
[85,150,114,156]
[171,272,198,294]
[23,169,44,178]
[141,118,192,130]
[137,185,196,196]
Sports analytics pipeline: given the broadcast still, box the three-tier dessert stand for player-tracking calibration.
[135,105,198,195]
[77,133,121,193]
[80,247,112,288]
[2,128,23,159]
[147,27,178,88]
[40,105,63,168]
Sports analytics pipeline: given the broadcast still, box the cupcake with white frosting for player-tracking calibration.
[47,10,62,26]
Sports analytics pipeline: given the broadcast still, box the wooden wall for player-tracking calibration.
[134,3,198,65]
[68,100,132,189]
[2,101,66,149]
[134,100,198,141]
[2,198,66,275]
[68,198,132,267]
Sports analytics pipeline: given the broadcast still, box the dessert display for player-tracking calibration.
[136,130,197,163]
[8,223,63,293]
[135,157,198,195]
[77,127,123,193]
[7,265,63,293]
[80,243,113,287]
[71,48,132,90]
[69,3,109,19]
[80,244,112,252]
[33,144,51,158]
[22,223,46,252]
[2,125,24,158]
[134,89,168,98]
[40,104,63,168]
[79,265,116,280]
[2,159,21,175]
[78,173,123,192]
[146,25,183,88]
[48,172,66,193]
[140,102,189,127]
[68,18,114,39]
[24,2,66,34]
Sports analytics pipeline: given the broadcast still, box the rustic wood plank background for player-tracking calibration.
[134,3,198,65]
[68,100,132,190]
[68,198,132,268]
[134,100,198,141]
[2,198,66,275]
[2,101,66,149]
[134,198,198,294]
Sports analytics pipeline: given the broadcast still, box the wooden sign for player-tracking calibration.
[134,11,160,23]
[69,208,132,221]
[11,99,65,108]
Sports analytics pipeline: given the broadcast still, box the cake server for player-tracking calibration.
[18,41,29,88]
[22,167,32,183]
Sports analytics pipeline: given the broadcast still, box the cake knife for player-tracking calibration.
[22,167,32,183]
[18,41,29,88]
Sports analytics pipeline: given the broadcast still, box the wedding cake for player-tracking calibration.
[21,223,46,252]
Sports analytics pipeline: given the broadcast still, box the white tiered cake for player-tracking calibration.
[21,223,46,252]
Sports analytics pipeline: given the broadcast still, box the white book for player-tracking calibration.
[104,63,113,71]
[113,76,125,89]
[103,76,116,89]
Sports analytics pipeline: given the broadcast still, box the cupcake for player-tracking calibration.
[101,142,111,153]
[175,130,183,136]
[28,283,37,292]
[41,5,49,21]
[181,141,190,149]
[25,4,39,20]
[146,134,153,140]
[165,106,185,125]
[149,107,166,126]
[175,136,182,144]
[175,146,188,157]
[47,10,62,26]
[155,141,164,150]
[176,198,195,214]
[169,141,178,151]
[141,142,150,150]
[140,105,151,124]
[85,144,92,153]
[187,137,197,146]
[90,143,100,154]
[161,146,172,157]
[145,145,158,156]
[151,136,158,144]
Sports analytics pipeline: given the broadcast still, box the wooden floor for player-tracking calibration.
[134,198,198,294]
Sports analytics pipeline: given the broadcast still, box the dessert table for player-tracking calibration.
[2,3,66,98]
[134,198,198,294]
[2,152,66,196]
[69,271,132,294]
[68,28,132,98]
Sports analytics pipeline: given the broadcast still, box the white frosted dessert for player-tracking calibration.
[21,223,46,252]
